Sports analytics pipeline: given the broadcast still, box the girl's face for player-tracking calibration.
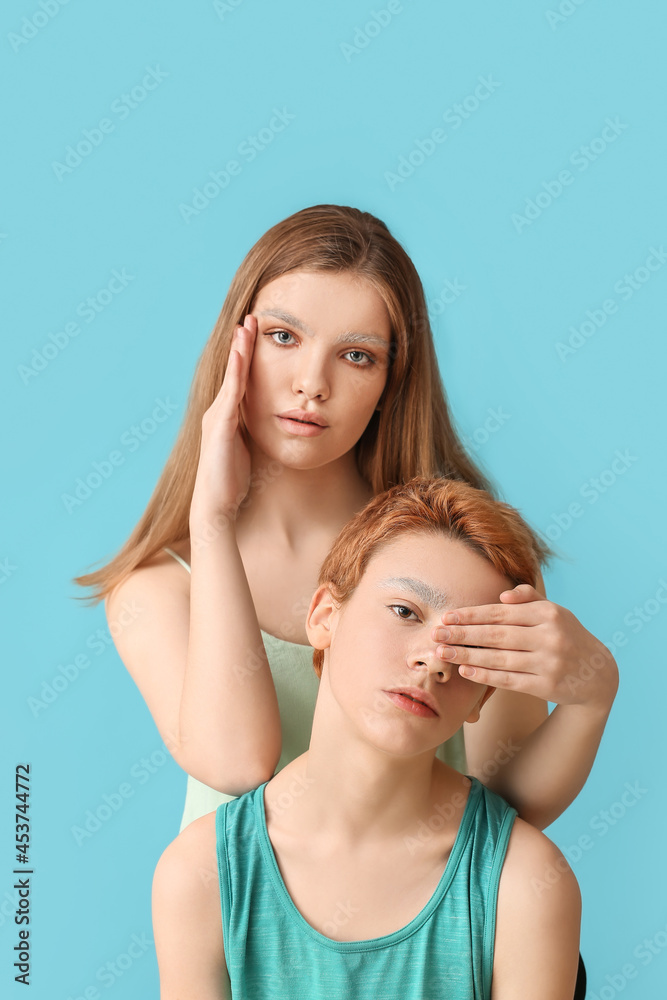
[240,270,393,470]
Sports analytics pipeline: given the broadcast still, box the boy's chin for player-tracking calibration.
[357,727,445,760]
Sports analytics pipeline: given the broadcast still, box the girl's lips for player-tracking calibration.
[383,691,438,719]
[275,415,328,437]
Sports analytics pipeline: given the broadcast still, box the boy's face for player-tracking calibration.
[307,530,516,756]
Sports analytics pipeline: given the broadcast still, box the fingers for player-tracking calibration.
[499,584,543,602]
[209,315,257,422]
[455,663,542,694]
[439,600,547,628]
[436,644,536,673]
[231,316,256,395]
[432,623,539,652]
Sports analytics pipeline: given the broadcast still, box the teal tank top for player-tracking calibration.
[216,777,517,999]
[163,548,468,831]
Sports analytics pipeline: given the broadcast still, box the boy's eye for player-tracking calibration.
[388,604,419,622]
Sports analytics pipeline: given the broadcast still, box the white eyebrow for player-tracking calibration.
[376,577,450,613]
[256,309,390,349]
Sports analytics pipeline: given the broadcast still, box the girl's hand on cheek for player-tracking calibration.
[431,584,619,717]
[190,313,258,527]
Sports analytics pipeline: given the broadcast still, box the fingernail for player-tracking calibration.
[444,612,459,624]
[460,666,475,677]
[439,646,456,660]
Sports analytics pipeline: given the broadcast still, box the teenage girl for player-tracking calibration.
[74,204,619,836]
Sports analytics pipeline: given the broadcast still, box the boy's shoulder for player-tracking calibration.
[500,814,576,888]
[153,809,221,920]
[491,816,582,997]
[152,810,230,994]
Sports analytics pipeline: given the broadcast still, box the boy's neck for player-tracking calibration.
[264,747,472,849]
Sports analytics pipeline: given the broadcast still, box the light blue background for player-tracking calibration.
[3,1,666,997]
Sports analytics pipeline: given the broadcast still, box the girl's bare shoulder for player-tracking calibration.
[104,542,192,695]
[105,540,191,618]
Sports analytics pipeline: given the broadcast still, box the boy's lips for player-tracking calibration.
[383,686,440,716]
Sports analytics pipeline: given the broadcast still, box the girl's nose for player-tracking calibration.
[292,354,330,401]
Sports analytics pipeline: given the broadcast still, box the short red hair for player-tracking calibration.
[311,475,547,677]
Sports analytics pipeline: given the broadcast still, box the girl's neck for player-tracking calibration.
[237,448,374,549]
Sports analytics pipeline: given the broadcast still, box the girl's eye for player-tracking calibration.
[388,604,419,622]
[343,350,375,367]
[264,332,375,366]
[265,330,297,346]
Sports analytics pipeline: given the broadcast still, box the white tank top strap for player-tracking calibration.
[163,546,191,573]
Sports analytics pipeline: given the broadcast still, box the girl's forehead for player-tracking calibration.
[254,271,389,313]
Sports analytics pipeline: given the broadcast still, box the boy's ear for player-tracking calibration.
[306,585,338,651]
[464,685,496,724]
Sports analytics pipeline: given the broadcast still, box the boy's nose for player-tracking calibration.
[409,649,454,682]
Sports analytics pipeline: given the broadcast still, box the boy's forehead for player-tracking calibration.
[359,532,509,607]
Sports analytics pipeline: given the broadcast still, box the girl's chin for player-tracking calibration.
[244,419,355,471]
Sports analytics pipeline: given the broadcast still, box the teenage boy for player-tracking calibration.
[153,476,581,999]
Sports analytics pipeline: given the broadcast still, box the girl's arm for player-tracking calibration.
[440,569,619,830]
[464,685,612,830]
[106,315,282,794]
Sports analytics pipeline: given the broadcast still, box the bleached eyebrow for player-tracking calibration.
[256,309,390,349]
[376,577,450,613]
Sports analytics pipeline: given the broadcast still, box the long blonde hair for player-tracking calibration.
[73,204,548,603]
